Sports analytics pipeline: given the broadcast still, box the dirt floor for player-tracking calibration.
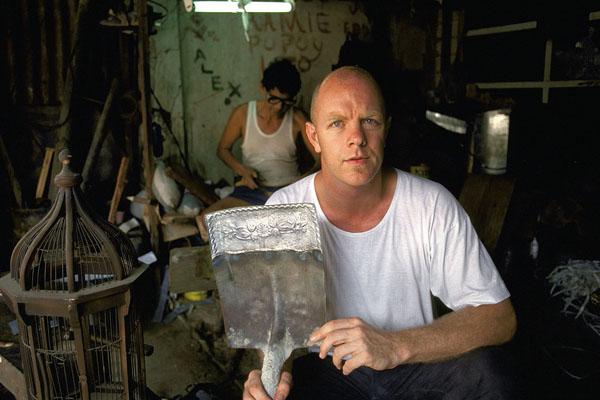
[143,297,259,399]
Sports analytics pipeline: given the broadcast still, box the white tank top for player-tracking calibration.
[241,101,300,187]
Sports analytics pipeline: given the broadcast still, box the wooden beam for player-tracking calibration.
[161,222,199,242]
[473,80,600,90]
[108,156,129,224]
[466,21,537,37]
[542,40,553,103]
[159,212,195,225]
[35,147,55,202]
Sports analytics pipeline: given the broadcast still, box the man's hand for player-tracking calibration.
[309,317,409,376]
[243,369,293,400]
[236,165,259,189]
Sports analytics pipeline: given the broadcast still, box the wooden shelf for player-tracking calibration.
[466,11,600,103]
[474,80,600,90]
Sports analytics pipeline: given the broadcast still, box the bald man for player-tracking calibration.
[243,67,519,400]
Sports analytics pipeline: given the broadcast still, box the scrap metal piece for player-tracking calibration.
[206,203,326,397]
[426,110,467,134]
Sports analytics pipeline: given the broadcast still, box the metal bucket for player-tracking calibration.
[474,109,511,175]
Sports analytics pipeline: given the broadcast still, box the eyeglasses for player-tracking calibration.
[267,94,296,106]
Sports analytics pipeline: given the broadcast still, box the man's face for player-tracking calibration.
[266,87,295,118]
[307,71,387,188]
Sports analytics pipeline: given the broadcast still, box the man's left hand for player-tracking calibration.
[309,317,409,375]
[243,369,292,400]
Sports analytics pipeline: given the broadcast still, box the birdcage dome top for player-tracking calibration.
[9,149,138,292]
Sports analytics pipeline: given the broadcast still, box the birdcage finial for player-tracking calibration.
[59,148,71,164]
[54,148,81,188]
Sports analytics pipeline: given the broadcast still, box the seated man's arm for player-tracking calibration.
[310,298,516,376]
[217,104,258,189]
[395,298,516,363]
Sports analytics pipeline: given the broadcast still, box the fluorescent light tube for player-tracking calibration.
[193,1,294,13]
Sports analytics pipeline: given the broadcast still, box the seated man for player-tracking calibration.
[243,66,518,399]
[198,58,318,241]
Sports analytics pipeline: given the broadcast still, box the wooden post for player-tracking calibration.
[441,0,453,82]
[0,133,23,208]
[108,156,129,224]
[37,0,50,104]
[48,0,92,200]
[81,78,120,192]
[52,0,65,103]
[35,147,55,202]
[17,0,34,105]
[137,0,160,254]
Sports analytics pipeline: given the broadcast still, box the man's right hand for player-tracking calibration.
[236,166,259,189]
[243,369,292,400]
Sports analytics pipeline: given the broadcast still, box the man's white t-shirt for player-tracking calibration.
[266,169,510,331]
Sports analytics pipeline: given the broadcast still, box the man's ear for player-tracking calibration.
[305,121,321,153]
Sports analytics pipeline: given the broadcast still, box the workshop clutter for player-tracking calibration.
[153,160,182,211]
[115,159,248,395]
[117,159,223,325]
[124,159,224,243]
[547,259,600,336]
[178,191,204,216]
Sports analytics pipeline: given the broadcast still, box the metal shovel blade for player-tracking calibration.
[205,204,326,397]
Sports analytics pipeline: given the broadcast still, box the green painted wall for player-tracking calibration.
[151,0,370,185]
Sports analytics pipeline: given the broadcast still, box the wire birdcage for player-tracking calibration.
[0,149,147,400]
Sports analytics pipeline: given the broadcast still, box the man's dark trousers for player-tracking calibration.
[288,346,522,400]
